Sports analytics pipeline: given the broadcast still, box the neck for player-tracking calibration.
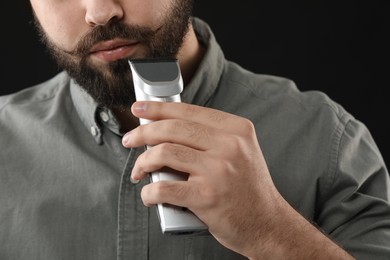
[113,22,205,133]
[177,23,206,85]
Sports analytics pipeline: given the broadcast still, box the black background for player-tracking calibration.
[1,1,389,167]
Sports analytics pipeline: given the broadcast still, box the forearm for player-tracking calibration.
[246,198,355,260]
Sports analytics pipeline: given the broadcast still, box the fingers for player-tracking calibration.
[131,142,205,180]
[133,143,219,211]
[140,181,194,208]
[123,101,258,153]
[122,101,266,216]
[130,101,255,136]
[131,140,233,178]
[120,101,283,256]
[122,119,215,151]
[138,169,218,212]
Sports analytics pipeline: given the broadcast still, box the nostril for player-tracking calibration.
[85,3,123,26]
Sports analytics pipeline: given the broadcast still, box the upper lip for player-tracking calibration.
[89,39,139,53]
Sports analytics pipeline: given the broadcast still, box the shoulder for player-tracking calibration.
[0,71,71,110]
[218,60,350,126]
[0,71,72,130]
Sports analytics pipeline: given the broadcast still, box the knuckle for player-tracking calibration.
[221,134,245,152]
[181,120,210,143]
[152,143,167,160]
[156,181,188,201]
[159,119,208,144]
[134,151,151,175]
[214,158,232,176]
[201,185,222,208]
[208,110,228,125]
[134,124,149,143]
[153,181,167,197]
[183,104,200,118]
[202,187,217,203]
[239,118,255,136]
[173,184,189,200]
[166,144,198,164]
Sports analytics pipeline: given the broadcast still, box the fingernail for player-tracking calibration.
[130,176,140,184]
[133,101,147,112]
[122,131,132,145]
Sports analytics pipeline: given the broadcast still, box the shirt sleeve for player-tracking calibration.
[317,117,390,259]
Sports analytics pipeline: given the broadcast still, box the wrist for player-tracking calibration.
[244,197,354,259]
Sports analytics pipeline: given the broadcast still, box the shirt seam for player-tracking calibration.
[322,112,352,199]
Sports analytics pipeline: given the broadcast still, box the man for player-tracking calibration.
[0,0,389,259]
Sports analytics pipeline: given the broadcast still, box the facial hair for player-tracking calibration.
[33,0,193,108]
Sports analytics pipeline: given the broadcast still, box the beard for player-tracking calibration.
[33,0,193,108]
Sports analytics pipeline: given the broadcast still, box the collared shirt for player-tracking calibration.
[1,17,389,260]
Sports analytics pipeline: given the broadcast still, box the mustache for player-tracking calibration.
[67,21,157,56]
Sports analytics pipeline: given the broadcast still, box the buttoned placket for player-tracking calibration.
[92,106,150,259]
[117,146,149,260]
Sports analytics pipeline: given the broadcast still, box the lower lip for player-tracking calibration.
[91,44,138,62]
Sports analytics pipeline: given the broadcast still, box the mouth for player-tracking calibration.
[89,39,140,62]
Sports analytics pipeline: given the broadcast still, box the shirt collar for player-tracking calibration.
[181,17,225,105]
[70,80,103,144]
[70,17,225,144]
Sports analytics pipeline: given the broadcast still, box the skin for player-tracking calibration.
[31,0,195,108]
[29,0,356,258]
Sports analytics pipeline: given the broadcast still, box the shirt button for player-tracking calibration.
[90,126,98,136]
[100,111,109,122]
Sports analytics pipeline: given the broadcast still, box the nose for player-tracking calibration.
[85,0,124,26]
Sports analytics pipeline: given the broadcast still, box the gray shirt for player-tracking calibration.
[1,17,389,260]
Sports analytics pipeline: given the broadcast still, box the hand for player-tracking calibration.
[121,101,278,253]
[121,101,354,259]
